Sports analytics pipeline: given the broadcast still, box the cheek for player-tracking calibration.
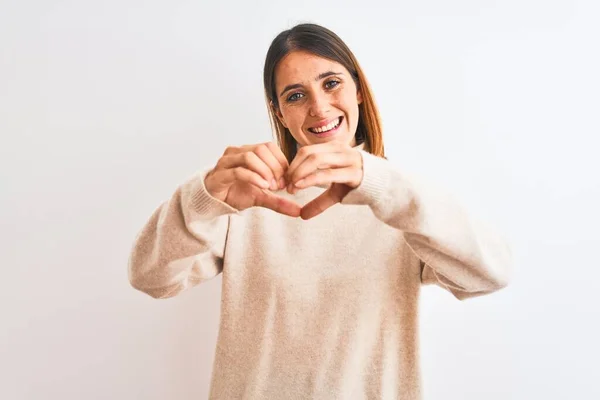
[342,101,360,124]
[341,94,360,128]
[284,108,307,129]
[339,90,359,112]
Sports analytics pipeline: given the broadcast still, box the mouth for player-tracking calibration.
[307,116,343,137]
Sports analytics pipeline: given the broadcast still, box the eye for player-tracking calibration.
[287,92,304,102]
[325,80,340,89]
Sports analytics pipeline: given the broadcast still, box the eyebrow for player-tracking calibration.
[279,71,343,98]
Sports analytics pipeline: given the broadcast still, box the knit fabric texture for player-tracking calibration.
[128,148,512,399]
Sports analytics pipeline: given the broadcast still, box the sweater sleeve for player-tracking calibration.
[341,151,512,300]
[128,168,239,299]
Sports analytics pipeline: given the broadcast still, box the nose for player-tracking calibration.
[308,91,331,117]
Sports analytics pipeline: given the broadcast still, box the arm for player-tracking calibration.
[128,169,238,299]
[341,151,512,300]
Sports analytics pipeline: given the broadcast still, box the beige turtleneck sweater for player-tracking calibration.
[128,148,511,399]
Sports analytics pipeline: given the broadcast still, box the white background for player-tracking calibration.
[1,0,599,399]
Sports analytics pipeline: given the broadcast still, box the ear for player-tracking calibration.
[357,89,363,105]
[271,101,288,128]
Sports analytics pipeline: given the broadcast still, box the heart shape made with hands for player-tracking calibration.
[258,144,363,220]
[207,142,364,220]
[262,181,354,220]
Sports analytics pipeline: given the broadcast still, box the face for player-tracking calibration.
[273,51,363,148]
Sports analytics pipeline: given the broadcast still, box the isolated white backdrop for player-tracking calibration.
[1,1,599,399]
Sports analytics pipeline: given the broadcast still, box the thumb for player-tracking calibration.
[255,190,302,218]
[300,183,351,220]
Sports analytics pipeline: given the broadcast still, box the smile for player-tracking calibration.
[308,117,343,134]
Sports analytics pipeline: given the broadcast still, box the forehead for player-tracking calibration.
[275,51,348,86]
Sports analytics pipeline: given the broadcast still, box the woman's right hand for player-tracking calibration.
[204,142,301,217]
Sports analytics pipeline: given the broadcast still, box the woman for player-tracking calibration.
[128,23,511,400]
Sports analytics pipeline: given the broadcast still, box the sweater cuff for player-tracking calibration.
[185,169,240,219]
[341,150,392,207]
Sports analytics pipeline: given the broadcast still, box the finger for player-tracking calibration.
[255,190,302,217]
[254,143,287,190]
[288,152,352,187]
[300,184,351,220]
[264,142,290,172]
[293,167,361,190]
[287,142,344,180]
[218,152,275,186]
[223,144,258,155]
[214,166,270,190]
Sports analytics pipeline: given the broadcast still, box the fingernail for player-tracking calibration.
[270,179,278,191]
[279,177,286,189]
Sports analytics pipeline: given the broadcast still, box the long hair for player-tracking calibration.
[263,23,385,162]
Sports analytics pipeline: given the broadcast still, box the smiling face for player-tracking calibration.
[273,51,363,148]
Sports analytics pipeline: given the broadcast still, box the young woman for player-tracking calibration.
[128,23,511,400]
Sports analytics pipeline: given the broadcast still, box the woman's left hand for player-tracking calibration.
[285,142,363,220]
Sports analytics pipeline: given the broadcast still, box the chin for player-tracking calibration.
[308,134,347,145]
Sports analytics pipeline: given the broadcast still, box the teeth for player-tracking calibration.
[311,117,340,133]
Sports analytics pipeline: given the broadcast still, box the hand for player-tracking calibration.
[286,142,363,220]
[204,142,301,217]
